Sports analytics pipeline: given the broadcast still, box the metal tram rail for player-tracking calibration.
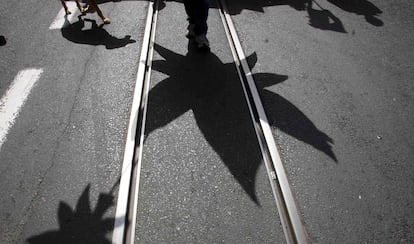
[112,0,309,243]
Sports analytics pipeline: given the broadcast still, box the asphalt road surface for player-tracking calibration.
[0,0,413,243]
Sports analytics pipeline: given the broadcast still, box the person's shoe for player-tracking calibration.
[195,34,210,52]
[186,24,196,39]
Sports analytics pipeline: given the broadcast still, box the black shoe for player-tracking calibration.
[195,34,210,52]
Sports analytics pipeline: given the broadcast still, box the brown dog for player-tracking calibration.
[60,0,110,24]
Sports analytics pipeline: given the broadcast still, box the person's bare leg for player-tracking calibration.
[87,0,111,24]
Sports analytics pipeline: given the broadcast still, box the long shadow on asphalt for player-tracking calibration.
[69,0,383,32]
[327,0,383,26]
[27,184,117,244]
[61,16,136,49]
[145,43,336,204]
[225,0,382,28]
[25,43,337,242]
[163,0,382,32]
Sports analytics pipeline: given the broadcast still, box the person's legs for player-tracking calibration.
[193,0,209,35]
[184,0,195,24]
[184,0,210,51]
[184,0,209,34]
[184,0,196,38]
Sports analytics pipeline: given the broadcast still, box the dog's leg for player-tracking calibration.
[60,0,71,15]
[87,0,111,24]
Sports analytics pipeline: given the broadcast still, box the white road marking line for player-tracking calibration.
[0,68,43,150]
[49,2,78,30]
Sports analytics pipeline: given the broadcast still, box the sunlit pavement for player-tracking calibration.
[0,0,413,243]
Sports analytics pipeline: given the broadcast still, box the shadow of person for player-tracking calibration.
[61,16,136,49]
[146,43,336,204]
[307,0,347,33]
[27,184,115,244]
[327,0,383,26]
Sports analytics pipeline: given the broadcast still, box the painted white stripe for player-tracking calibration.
[49,2,78,30]
[0,68,43,150]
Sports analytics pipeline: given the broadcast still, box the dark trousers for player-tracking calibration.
[184,0,210,35]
